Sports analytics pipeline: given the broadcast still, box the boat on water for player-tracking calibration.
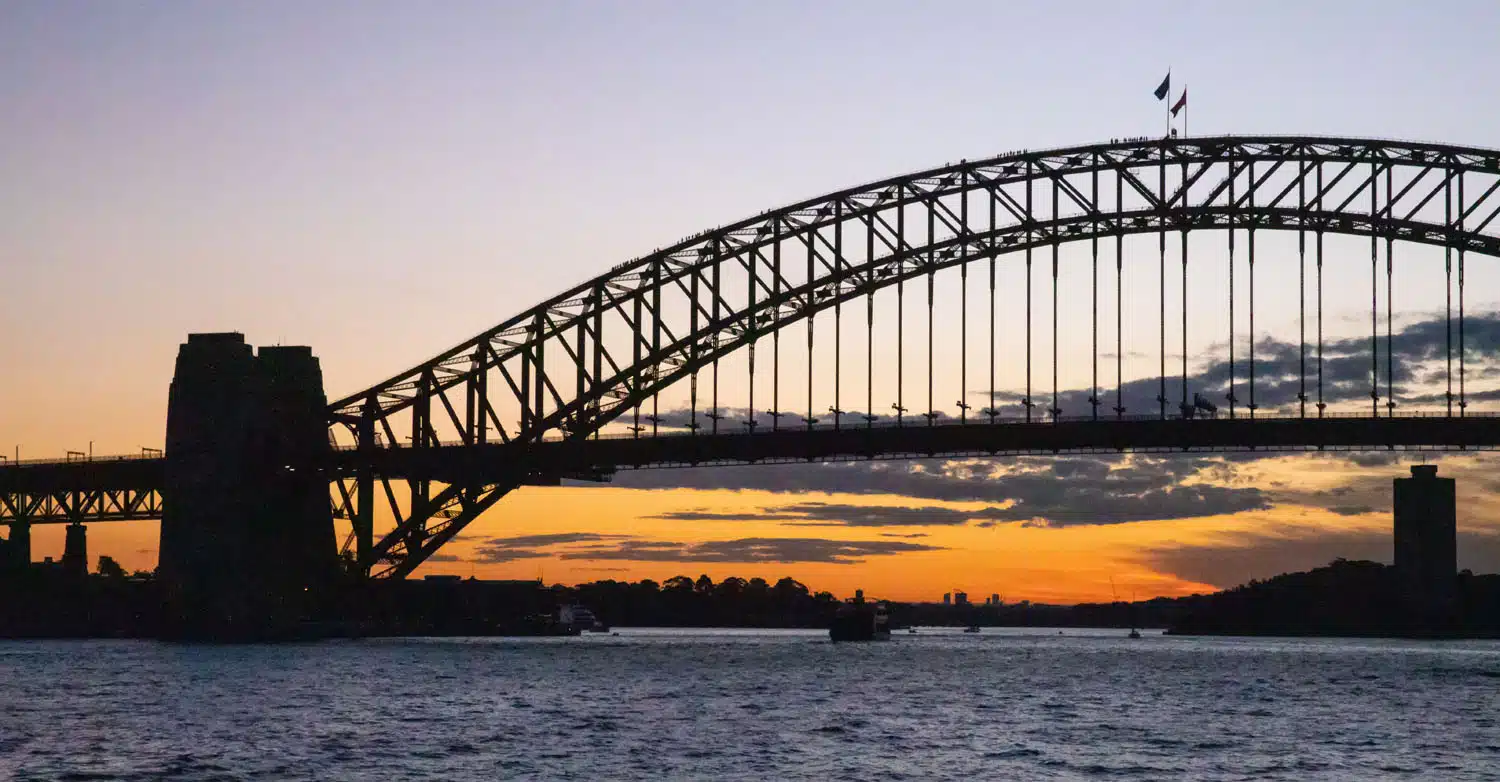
[558,604,607,635]
[963,625,981,634]
[829,600,890,642]
[1128,628,1142,639]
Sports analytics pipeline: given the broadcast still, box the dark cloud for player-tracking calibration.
[461,530,938,565]
[969,310,1500,418]
[619,455,1269,526]
[559,536,943,564]
[425,553,463,563]
[1140,527,1500,589]
[879,532,929,538]
[471,532,625,563]
[652,503,979,527]
[481,532,622,548]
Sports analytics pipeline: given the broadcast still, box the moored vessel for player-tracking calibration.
[829,599,890,642]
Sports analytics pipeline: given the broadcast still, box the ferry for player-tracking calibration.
[558,604,606,634]
[829,600,890,642]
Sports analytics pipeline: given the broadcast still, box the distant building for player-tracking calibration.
[942,592,951,605]
[1393,465,1457,625]
[854,588,864,602]
[954,591,969,606]
[991,593,1001,606]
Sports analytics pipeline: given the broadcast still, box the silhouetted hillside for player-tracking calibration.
[1166,558,1500,638]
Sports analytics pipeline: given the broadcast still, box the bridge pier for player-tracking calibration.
[158,333,337,639]
[4,520,29,572]
[61,522,87,579]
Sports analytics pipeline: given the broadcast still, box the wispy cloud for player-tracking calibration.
[460,531,942,565]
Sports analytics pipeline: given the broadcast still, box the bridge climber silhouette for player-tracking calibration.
[6,134,1500,586]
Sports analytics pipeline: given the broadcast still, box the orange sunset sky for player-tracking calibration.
[7,3,1500,604]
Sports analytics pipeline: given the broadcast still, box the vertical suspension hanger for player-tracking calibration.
[690,252,700,435]
[1026,163,1034,422]
[1371,159,1380,417]
[1458,168,1467,416]
[1445,164,1454,417]
[1158,140,1167,419]
[1317,162,1326,416]
[711,249,721,434]
[772,218,782,432]
[990,172,998,423]
[926,201,936,426]
[897,191,906,427]
[1228,147,1237,419]
[652,260,663,436]
[1298,156,1307,419]
[1091,153,1100,421]
[960,172,969,424]
[1052,171,1060,422]
[806,227,815,430]
[1180,143,1189,417]
[747,239,757,433]
[867,203,876,429]
[633,282,643,438]
[1116,161,1125,418]
[833,202,843,431]
[1248,159,1257,419]
[1385,165,1394,417]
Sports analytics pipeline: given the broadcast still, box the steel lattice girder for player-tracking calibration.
[0,487,163,524]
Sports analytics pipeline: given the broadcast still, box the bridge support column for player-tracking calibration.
[5,520,29,572]
[61,522,87,579]
[159,333,337,640]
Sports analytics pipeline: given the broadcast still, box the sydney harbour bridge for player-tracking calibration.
[4,134,1500,590]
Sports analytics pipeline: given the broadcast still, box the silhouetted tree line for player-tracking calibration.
[5,558,1499,639]
[561,575,844,628]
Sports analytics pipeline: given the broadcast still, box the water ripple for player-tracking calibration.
[0,630,1497,780]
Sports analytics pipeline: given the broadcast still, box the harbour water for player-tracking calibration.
[2,628,1498,780]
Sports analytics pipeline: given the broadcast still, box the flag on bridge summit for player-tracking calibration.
[1171,88,1188,116]
[1153,72,1171,100]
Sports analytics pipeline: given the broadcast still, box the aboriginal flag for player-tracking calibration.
[1153,72,1170,100]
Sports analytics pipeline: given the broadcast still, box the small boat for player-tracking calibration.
[963,625,981,634]
[1128,628,1142,639]
[907,627,918,635]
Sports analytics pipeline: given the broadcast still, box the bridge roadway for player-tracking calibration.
[363,413,1500,483]
[6,414,1494,525]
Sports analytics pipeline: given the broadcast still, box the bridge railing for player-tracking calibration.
[0,451,164,468]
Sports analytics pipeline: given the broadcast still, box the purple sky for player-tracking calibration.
[4,0,1500,455]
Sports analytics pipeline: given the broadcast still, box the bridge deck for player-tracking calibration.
[350,414,1500,483]
[4,415,1495,524]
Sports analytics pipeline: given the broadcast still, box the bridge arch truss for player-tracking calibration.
[326,135,1500,578]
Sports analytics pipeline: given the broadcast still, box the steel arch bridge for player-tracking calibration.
[8,134,1500,579]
